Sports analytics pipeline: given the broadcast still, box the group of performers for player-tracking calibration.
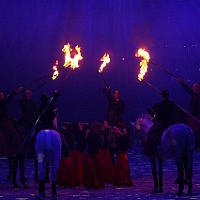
[0,76,200,193]
[0,85,134,191]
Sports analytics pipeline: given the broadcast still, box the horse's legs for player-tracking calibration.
[187,155,193,195]
[34,157,38,183]
[51,159,60,198]
[174,154,184,195]
[158,157,163,191]
[182,154,189,182]
[7,156,13,181]
[186,127,194,196]
[149,156,158,192]
[12,155,19,188]
[19,152,29,188]
[45,162,50,183]
[185,150,193,195]
[37,153,46,198]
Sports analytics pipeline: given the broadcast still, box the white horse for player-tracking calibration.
[35,128,61,200]
[133,114,195,196]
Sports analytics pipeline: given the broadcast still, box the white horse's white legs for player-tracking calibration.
[35,130,61,200]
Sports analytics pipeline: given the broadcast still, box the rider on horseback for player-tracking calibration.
[142,90,175,157]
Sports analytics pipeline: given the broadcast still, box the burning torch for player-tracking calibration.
[135,48,200,123]
[20,44,83,149]
[98,53,110,88]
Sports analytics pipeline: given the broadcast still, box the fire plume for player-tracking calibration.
[99,53,110,73]
[62,44,83,69]
[135,48,150,81]
[52,60,59,80]
[70,45,83,70]
[62,43,72,67]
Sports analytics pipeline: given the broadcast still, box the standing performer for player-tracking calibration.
[72,123,89,186]
[103,87,125,126]
[97,121,115,184]
[83,123,105,190]
[56,122,76,188]
[112,128,134,187]
[103,87,132,164]
[13,89,38,188]
[11,89,38,188]
[0,87,23,188]
[19,89,38,132]
[178,79,200,149]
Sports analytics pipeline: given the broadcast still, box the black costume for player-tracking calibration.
[0,91,21,156]
[0,90,30,188]
[36,92,60,132]
[104,88,125,125]
[180,81,200,148]
[142,97,175,157]
[180,81,200,117]
[19,96,38,131]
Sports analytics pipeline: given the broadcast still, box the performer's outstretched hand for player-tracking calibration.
[102,86,110,94]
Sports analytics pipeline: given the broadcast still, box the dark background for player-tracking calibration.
[1,0,200,125]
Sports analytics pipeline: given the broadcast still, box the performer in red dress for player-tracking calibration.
[72,123,89,186]
[56,122,76,188]
[83,123,105,189]
[112,128,134,187]
[97,121,114,184]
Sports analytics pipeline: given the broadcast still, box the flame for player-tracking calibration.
[70,45,83,70]
[135,48,150,81]
[99,53,110,73]
[52,60,59,80]
[62,44,83,70]
[62,43,72,67]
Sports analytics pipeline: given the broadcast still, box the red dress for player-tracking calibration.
[73,127,88,186]
[83,125,105,189]
[71,148,84,186]
[56,153,76,188]
[56,124,76,187]
[113,134,134,187]
[97,129,115,184]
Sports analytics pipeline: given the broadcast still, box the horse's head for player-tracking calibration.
[132,114,154,147]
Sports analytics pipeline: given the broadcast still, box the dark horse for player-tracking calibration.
[133,114,195,196]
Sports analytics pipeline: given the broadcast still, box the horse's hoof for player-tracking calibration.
[45,178,50,183]
[184,179,188,185]
[158,188,163,193]
[38,192,46,200]
[152,188,158,193]
[23,183,30,189]
[176,190,183,196]
[13,183,20,188]
[38,193,43,200]
[52,193,57,200]
[187,190,193,196]
[174,178,180,184]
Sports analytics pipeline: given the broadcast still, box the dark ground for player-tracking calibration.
[0,132,200,200]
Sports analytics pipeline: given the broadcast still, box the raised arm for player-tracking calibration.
[1,87,23,104]
[104,86,112,103]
